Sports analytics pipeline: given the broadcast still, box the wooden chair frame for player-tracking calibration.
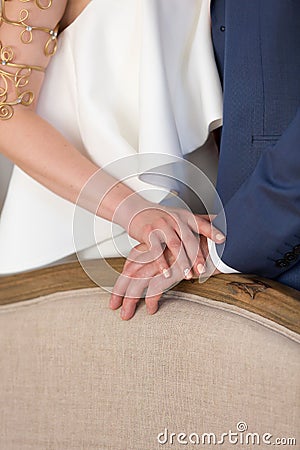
[0,259,299,334]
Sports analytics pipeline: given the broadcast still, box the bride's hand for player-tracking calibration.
[109,242,183,320]
[109,234,220,320]
[124,205,225,280]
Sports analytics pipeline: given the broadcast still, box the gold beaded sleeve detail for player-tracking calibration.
[0,41,44,119]
[0,0,64,120]
[0,0,58,55]
[20,0,53,10]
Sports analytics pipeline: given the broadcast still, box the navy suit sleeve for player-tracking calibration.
[214,107,300,279]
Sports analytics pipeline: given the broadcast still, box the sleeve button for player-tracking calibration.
[220,25,226,32]
[275,259,290,268]
[293,245,300,255]
[284,252,297,262]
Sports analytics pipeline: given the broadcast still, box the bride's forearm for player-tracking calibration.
[1,111,224,278]
[0,109,150,228]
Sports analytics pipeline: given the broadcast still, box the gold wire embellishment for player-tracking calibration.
[20,0,52,11]
[0,0,58,56]
[0,41,44,119]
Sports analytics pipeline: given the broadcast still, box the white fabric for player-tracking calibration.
[207,239,240,274]
[0,0,223,274]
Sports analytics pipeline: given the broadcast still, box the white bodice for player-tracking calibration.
[0,0,222,274]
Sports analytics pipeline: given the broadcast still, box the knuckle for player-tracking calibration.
[156,253,166,264]
[122,265,134,276]
[142,224,153,236]
[127,298,140,306]
[123,260,133,271]
[124,296,139,305]
[154,217,167,229]
[168,238,182,250]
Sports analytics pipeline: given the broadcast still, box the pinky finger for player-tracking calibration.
[145,294,162,315]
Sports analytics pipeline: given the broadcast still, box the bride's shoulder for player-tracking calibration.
[59,0,90,32]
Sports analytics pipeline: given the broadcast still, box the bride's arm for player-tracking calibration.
[0,0,124,217]
[0,0,225,278]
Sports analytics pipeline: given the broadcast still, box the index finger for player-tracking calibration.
[188,215,226,243]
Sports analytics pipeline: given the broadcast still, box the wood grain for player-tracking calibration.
[0,259,299,334]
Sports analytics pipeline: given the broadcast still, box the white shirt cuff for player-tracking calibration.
[207,238,240,274]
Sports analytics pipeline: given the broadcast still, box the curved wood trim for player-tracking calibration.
[0,259,299,334]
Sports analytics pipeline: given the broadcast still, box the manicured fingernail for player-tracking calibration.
[197,264,206,274]
[163,268,171,279]
[216,233,225,241]
[184,268,192,279]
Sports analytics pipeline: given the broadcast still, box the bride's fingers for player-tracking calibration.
[151,226,193,280]
[140,214,192,280]
[145,263,183,299]
[109,273,130,309]
[126,230,171,279]
[123,268,181,319]
[147,232,171,279]
[123,245,171,281]
[110,269,144,310]
[145,294,161,315]
[110,249,159,310]
[189,233,212,276]
[111,249,196,320]
[187,214,225,244]
[120,278,149,320]
[179,223,207,275]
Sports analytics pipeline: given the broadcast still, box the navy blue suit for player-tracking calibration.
[211,0,300,290]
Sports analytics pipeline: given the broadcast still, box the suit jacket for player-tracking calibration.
[211,0,300,290]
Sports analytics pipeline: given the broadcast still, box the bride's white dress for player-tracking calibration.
[0,0,222,274]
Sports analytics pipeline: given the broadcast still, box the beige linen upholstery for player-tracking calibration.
[0,284,299,450]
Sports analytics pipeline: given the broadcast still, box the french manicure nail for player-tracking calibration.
[184,268,192,279]
[216,233,225,241]
[163,268,171,279]
[197,263,206,274]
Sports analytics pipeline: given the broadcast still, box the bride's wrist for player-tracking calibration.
[112,193,155,233]
[96,184,155,233]
[92,174,153,230]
